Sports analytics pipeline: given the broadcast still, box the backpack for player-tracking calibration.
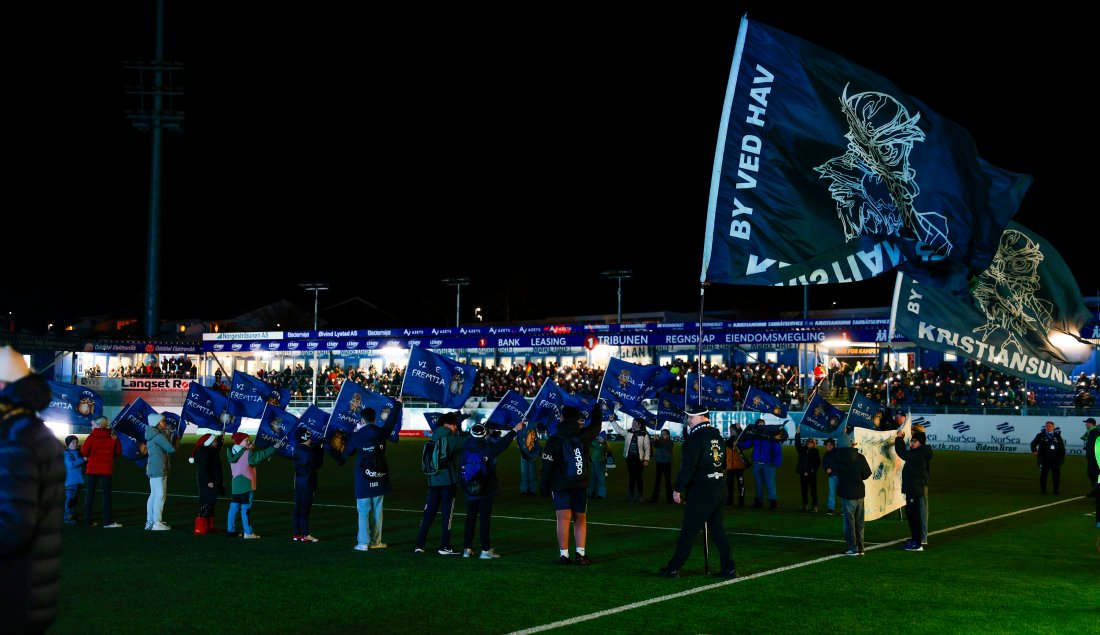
[420,437,448,475]
[559,435,590,484]
[460,448,488,495]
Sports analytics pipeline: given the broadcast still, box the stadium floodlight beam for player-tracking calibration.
[298,283,329,404]
[602,269,633,324]
[441,277,470,327]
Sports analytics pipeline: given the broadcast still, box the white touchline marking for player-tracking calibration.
[506,497,1085,634]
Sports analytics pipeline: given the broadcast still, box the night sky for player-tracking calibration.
[8,3,1093,333]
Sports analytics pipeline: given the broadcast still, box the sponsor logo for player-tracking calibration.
[346,341,359,349]
[213,344,225,351]
[951,421,971,433]
[430,339,444,347]
[306,341,319,350]
[325,341,339,349]
[231,343,243,351]
[249,343,261,350]
[995,422,1015,433]
[286,342,300,350]
[267,342,280,350]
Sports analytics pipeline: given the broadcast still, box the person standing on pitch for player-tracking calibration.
[658,404,736,580]
[1029,421,1065,495]
[833,435,871,555]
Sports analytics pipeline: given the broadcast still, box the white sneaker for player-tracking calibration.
[479,549,500,560]
[151,522,171,531]
[103,522,123,529]
[242,533,261,540]
[463,548,473,558]
[144,523,153,531]
[437,547,460,556]
[354,544,370,551]
[300,535,319,543]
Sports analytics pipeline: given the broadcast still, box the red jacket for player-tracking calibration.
[80,427,121,475]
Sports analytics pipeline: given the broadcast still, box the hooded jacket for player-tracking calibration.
[541,415,601,493]
[894,437,933,496]
[426,424,465,487]
[144,423,176,478]
[0,374,65,633]
[832,447,872,500]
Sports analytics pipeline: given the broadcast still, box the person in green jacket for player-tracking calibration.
[588,432,608,499]
[413,412,466,555]
[226,432,277,539]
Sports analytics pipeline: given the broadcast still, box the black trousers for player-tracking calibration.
[666,487,733,573]
[463,497,494,551]
[416,484,457,549]
[799,473,818,507]
[650,462,673,501]
[905,493,923,542]
[725,469,745,505]
[1038,461,1061,493]
[626,455,645,498]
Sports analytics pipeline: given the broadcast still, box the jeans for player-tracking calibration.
[357,495,385,546]
[519,458,538,494]
[228,491,254,534]
[146,475,168,526]
[64,485,81,520]
[84,473,113,526]
[752,462,777,501]
[840,497,865,552]
[826,475,837,511]
[293,479,315,537]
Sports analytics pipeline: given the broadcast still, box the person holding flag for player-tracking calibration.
[540,404,602,565]
[226,432,277,539]
[346,400,404,551]
[189,432,224,535]
[895,427,933,552]
[833,434,872,556]
[724,424,750,507]
[143,413,178,531]
[609,417,651,502]
[292,427,324,542]
[739,418,786,510]
[461,420,523,560]
[658,404,736,580]
[414,412,466,555]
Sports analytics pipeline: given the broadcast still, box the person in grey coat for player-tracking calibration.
[833,437,872,555]
[144,412,178,530]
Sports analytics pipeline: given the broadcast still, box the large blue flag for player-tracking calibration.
[115,430,148,468]
[181,382,230,432]
[402,347,478,408]
[526,378,595,435]
[484,390,529,430]
[162,412,184,443]
[700,16,1030,288]
[651,390,686,424]
[800,391,845,435]
[255,404,296,459]
[297,404,347,462]
[685,372,735,412]
[597,358,675,421]
[228,371,290,419]
[743,385,788,419]
[111,398,157,442]
[362,390,403,443]
[44,380,102,427]
[847,391,886,430]
[425,411,471,432]
[331,380,402,442]
[890,223,1093,391]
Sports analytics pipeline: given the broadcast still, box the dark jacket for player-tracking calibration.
[674,423,726,496]
[794,434,820,475]
[0,374,64,634]
[1029,430,1066,466]
[193,438,225,505]
[462,429,517,499]
[832,447,872,500]
[344,401,403,499]
[427,425,465,487]
[293,440,324,490]
[540,417,602,493]
[1085,427,1099,472]
[894,437,933,496]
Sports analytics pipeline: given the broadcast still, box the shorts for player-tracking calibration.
[551,489,588,513]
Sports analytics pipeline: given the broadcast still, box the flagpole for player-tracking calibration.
[695,286,705,411]
[398,346,413,399]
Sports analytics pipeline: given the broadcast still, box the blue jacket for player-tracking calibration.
[64,447,86,487]
[739,436,783,466]
[345,401,403,498]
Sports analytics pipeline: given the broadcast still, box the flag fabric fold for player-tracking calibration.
[700,16,1030,288]
[44,380,102,427]
[402,348,478,408]
[227,371,290,419]
[424,411,471,432]
[484,390,529,430]
[743,385,788,419]
[525,378,595,435]
[685,372,735,412]
[597,358,675,422]
[799,391,845,435]
[890,222,1092,390]
[255,404,297,459]
[181,382,230,432]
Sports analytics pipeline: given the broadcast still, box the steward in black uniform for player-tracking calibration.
[658,403,736,579]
